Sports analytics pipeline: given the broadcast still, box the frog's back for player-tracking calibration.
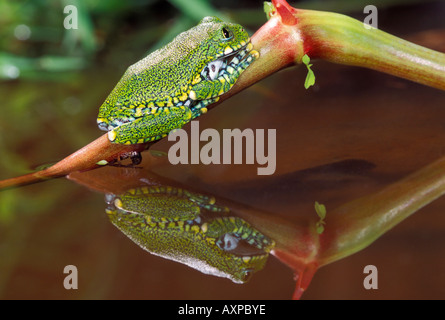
[98,23,217,124]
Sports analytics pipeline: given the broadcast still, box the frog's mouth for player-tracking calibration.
[200,40,253,82]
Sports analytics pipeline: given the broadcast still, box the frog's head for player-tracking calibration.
[186,16,255,84]
[197,16,250,59]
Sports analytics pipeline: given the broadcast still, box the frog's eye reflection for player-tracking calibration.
[240,269,253,282]
[216,233,239,251]
[222,27,233,40]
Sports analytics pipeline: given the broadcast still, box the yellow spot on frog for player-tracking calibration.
[114,198,123,209]
[191,74,201,85]
[108,130,117,142]
[135,107,143,117]
[178,92,188,102]
[251,50,260,59]
[166,98,174,107]
[224,46,233,55]
[140,186,149,194]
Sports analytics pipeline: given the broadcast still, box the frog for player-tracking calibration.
[97,16,259,164]
[106,186,275,283]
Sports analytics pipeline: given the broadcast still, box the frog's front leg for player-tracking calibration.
[117,151,143,165]
[189,48,259,101]
[108,106,192,144]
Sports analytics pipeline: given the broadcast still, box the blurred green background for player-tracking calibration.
[0,0,444,299]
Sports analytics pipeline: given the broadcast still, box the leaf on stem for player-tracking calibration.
[302,54,316,89]
[263,1,275,20]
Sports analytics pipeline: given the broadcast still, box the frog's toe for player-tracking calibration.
[130,152,142,165]
[97,118,109,131]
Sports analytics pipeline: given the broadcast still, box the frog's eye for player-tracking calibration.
[221,27,233,40]
[216,233,239,251]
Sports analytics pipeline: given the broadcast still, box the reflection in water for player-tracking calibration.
[67,155,380,298]
[105,185,275,284]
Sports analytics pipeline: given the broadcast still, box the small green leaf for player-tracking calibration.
[304,71,316,89]
[302,54,316,89]
[263,2,275,20]
[302,54,310,65]
[314,201,327,234]
[314,201,326,220]
[316,222,325,234]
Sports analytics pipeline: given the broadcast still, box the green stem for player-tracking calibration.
[0,134,149,190]
[319,155,445,265]
[298,9,445,90]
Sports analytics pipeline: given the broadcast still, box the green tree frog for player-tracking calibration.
[97,17,258,162]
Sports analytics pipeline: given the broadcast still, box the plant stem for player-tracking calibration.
[298,9,445,90]
[1,0,444,190]
[213,0,445,108]
[318,155,445,266]
[0,134,149,190]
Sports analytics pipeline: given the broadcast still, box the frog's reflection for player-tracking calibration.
[104,185,275,283]
[68,154,382,298]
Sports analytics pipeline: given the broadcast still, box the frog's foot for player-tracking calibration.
[108,151,143,167]
[129,152,142,165]
[105,106,191,145]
